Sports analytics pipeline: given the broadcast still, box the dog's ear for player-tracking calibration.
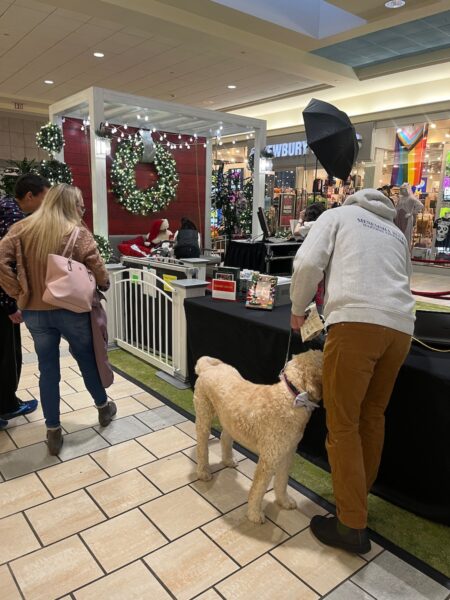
[301,350,323,401]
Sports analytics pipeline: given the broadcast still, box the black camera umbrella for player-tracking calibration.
[302,98,359,181]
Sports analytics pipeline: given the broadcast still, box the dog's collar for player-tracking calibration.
[280,369,319,412]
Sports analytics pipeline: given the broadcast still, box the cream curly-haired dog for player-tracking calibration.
[194,350,323,523]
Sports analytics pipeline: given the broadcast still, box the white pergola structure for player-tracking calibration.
[49,87,267,246]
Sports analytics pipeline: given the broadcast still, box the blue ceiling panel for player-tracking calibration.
[313,10,450,68]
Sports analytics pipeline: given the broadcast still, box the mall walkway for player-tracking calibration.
[0,330,447,600]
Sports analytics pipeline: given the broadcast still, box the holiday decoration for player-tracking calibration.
[145,218,172,246]
[247,147,274,173]
[0,158,38,196]
[240,178,253,235]
[94,234,114,263]
[36,123,64,158]
[39,159,73,185]
[211,165,255,238]
[110,135,179,215]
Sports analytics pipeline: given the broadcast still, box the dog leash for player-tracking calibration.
[284,328,293,368]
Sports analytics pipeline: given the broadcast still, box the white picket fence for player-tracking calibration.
[105,267,207,383]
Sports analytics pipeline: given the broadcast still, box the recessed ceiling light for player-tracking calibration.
[227,85,237,89]
[44,80,54,85]
[93,52,104,58]
[385,0,405,8]
[430,123,436,128]
[396,128,402,133]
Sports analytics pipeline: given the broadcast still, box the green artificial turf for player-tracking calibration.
[415,301,450,313]
[109,348,450,579]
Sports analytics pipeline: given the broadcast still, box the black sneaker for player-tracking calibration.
[310,515,371,554]
[97,401,117,427]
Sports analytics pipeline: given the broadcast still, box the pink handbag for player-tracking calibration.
[42,227,96,313]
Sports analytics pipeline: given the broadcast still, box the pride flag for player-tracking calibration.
[391,125,428,187]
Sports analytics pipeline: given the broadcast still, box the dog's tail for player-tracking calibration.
[195,356,223,376]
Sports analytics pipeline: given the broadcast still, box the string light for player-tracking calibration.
[137,115,141,120]
[145,116,149,121]
[124,124,128,130]
[178,134,182,139]
[105,121,109,127]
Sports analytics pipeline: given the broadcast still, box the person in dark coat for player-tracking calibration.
[173,217,201,259]
[0,174,50,426]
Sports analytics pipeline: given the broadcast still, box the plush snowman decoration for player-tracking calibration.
[145,219,172,247]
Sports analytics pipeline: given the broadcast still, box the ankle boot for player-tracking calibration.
[97,401,117,427]
[47,428,63,456]
[310,515,371,554]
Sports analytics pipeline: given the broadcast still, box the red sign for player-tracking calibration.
[212,279,236,301]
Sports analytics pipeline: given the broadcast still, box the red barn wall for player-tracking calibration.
[63,118,206,240]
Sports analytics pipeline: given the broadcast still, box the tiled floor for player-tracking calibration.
[0,330,448,599]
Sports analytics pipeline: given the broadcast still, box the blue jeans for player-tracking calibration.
[23,309,107,428]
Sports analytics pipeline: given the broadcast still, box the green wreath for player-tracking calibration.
[110,136,179,215]
[36,123,64,157]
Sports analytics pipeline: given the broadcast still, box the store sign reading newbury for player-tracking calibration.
[266,141,308,158]
[266,134,362,160]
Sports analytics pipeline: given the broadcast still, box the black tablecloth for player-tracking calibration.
[185,296,450,524]
[224,241,267,272]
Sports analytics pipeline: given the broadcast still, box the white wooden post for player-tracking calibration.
[253,124,267,238]
[204,141,213,249]
[171,279,208,382]
[104,265,125,347]
[87,87,108,238]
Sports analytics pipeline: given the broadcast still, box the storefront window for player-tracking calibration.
[374,118,450,256]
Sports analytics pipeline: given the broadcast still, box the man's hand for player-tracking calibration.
[291,313,305,331]
[8,310,23,324]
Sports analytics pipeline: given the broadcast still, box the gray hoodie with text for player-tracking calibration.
[290,188,415,335]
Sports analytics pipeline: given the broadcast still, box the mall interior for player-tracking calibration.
[0,1,449,599]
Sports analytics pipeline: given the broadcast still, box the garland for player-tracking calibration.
[39,159,73,185]
[94,234,113,263]
[0,159,38,196]
[36,123,64,157]
[110,136,178,215]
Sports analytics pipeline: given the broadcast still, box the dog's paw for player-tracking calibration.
[276,495,297,510]
[197,467,212,481]
[222,458,238,468]
[247,509,266,524]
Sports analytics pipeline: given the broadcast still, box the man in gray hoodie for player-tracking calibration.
[290,188,414,554]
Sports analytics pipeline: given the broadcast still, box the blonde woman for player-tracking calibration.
[0,184,116,455]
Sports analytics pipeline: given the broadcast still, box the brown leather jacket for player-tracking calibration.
[0,223,109,310]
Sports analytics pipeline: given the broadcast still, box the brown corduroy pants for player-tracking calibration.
[323,322,411,529]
